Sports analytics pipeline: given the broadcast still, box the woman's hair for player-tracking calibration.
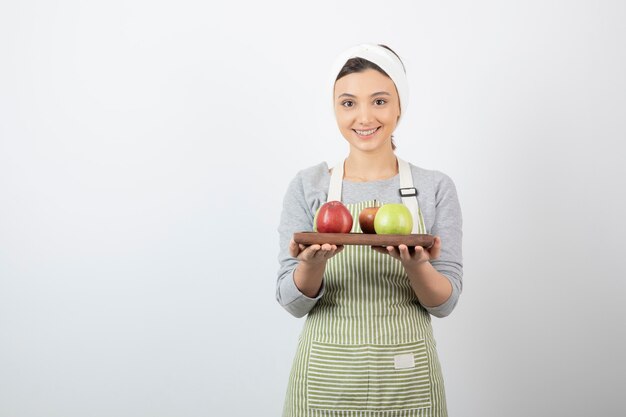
[335,45,404,150]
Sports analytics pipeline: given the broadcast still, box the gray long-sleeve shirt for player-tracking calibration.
[276,161,463,318]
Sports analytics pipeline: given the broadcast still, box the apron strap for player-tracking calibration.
[327,160,344,202]
[328,157,421,234]
[397,157,421,234]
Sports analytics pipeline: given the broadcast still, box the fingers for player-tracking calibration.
[299,243,343,262]
[319,244,343,259]
[373,244,427,264]
[398,244,412,262]
[289,239,300,258]
[386,245,401,260]
[366,238,443,265]
[370,245,401,260]
[320,243,333,251]
[428,236,441,260]
[305,244,322,259]
[290,239,329,259]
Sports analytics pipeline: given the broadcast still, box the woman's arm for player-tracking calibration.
[426,171,463,317]
[276,165,340,318]
[290,240,342,298]
[373,171,463,317]
[376,238,453,308]
[406,257,453,309]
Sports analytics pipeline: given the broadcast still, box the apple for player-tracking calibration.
[374,203,413,235]
[358,206,379,234]
[315,201,353,233]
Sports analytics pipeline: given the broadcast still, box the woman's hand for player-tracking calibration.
[289,238,344,298]
[289,239,344,265]
[372,236,451,306]
[371,236,441,270]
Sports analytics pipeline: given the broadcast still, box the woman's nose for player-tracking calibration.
[357,106,373,124]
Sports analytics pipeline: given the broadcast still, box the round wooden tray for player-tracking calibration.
[293,232,434,248]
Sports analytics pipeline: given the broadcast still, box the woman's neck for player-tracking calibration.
[343,149,398,182]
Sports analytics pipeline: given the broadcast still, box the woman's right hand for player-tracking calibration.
[289,238,344,297]
[289,239,344,266]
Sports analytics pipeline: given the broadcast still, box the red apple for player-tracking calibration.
[315,201,353,233]
[358,206,379,234]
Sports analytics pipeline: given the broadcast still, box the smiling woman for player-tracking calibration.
[275,43,463,417]
[334,48,404,152]
[334,68,400,158]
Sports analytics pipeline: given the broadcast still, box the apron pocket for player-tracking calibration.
[307,340,432,412]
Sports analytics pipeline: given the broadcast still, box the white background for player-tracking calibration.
[1,1,625,416]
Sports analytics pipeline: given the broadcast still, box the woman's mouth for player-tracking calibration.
[353,127,380,138]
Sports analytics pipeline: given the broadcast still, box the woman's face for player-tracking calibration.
[333,69,400,154]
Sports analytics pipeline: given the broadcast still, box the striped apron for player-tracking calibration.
[283,158,447,417]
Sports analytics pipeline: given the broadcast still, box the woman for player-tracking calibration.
[276,43,463,417]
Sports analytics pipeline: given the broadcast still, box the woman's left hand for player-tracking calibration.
[371,236,441,268]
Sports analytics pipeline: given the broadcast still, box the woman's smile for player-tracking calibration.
[353,126,381,138]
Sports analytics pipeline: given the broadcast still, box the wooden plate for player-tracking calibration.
[293,232,434,248]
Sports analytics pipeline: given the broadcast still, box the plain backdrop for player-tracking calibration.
[1,1,625,416]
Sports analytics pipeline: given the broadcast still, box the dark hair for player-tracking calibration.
[335,44,404,150]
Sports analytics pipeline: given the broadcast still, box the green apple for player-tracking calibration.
[374,203,413,235]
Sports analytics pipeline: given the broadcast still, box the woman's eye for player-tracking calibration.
[342,100,354,108]
[375,99,387,105]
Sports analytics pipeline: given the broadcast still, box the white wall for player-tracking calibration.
[1,1,625,416]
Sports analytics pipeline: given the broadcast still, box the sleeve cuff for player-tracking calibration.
[279,269,325,317]
[422,276,460,318]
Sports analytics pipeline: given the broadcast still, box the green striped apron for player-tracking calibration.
[283,158,447,417]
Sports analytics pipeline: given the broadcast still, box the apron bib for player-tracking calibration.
[283,158,447,417]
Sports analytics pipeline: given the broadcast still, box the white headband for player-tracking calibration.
[330,43,409,125]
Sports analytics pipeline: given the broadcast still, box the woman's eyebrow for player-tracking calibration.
[337,91,391,99]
